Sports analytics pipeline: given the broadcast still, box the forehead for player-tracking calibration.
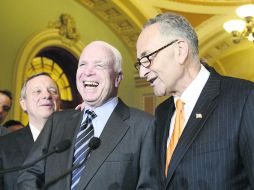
[26,75,56,88]
[137,24,165,55]
[0,93,11,105]
[80,43,113,62]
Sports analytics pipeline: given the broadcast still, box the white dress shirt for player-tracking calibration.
[82,97,118,138]
[29,123,40,141]
[168,64,210,146]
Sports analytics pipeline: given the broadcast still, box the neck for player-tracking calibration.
[174,59,201,97]
[29,119,46,132]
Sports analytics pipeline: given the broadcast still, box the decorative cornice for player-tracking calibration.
[75,0,149,88]
[48,13,80,46]
[75,0,141,53]
[169,0,252,6]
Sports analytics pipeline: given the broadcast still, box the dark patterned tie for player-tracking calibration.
[71,110,97,190]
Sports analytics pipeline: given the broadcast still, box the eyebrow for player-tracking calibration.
[48,86,58,90]
[78,60,86,65]
[79,60,105,65]
[139,50,150,59]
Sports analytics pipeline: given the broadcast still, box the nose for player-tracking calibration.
[83,64,96,76]
[139,65,150,78]
[42,90,52,99]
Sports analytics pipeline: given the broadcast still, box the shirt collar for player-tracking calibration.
[83,97,118,120]
[82,97,118,138]
[174,64,210,106]
[29,123,40,141]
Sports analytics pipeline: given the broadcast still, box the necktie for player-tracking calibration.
[71,110,97,190]
[165,99,185,176]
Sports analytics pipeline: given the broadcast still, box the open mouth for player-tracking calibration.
[83,81,99,88]
[148,77,157,84]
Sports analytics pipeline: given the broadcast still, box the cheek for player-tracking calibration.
[30,96,41,105]
[52,95,59,101]
[76,68,83,81]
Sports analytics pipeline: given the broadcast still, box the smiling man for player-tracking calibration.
[0,72,60,190]
[17,41,159,190]
[19,73,60,138]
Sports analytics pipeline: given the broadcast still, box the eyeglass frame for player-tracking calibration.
[135,39,178,70]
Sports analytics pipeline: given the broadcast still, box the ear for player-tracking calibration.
[176,40,189,64]
[115,72,123,88]
[20,99,27,112]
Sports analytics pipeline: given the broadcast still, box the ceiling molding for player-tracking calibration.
[75,0,145,57]
[74,0,254,86]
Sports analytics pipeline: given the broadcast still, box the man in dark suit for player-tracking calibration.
[135,12,254,189]
[17,41,159,189]
[0,73,60,189]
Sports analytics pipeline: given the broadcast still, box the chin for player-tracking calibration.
[154,89,164,97]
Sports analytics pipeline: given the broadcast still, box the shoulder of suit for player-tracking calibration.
[0,127,29,151]
[51,109,80,117]
[0,126,29,141]
[220,75,254,92]
[130,107,154,116]
[155,97,174,113]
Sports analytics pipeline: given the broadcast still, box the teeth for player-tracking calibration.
[83,81,99,87]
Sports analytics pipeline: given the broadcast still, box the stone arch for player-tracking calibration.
[13,28,84,122]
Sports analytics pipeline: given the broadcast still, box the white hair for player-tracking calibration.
[90,41,123,73]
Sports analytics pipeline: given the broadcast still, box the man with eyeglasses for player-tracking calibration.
[136,12,254,189]
[0,90,12,136]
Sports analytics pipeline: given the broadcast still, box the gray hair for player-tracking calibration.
[144,12,199,56]
[20,72,56,99]
[92,41,122,74]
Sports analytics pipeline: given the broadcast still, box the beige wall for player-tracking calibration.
[0,0,140,122]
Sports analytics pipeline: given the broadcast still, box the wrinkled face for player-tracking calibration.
[76,43,122,108]
[20,75,60,123]
[0,93,11,124]
[136,23,184,97]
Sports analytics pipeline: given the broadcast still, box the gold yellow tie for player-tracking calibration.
[165,99,185,176]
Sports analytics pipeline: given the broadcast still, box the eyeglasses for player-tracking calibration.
[134,39,178,70]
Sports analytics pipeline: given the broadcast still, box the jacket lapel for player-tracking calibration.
[15,126,34,159]
[77,100,130,190]
[59,110,84,189]
[165,71,221,187]
[156,98,175,181]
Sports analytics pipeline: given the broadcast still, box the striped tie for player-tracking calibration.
[71,110,96,190]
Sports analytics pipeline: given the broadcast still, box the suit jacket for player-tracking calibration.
[17,99,160,190]
[0,125,34,190]
[156,68,254,190]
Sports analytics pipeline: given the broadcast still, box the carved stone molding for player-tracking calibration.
[75,0,140,51]
[48,13,80,46]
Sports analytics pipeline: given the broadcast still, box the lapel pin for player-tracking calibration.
[196,113,202,119]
